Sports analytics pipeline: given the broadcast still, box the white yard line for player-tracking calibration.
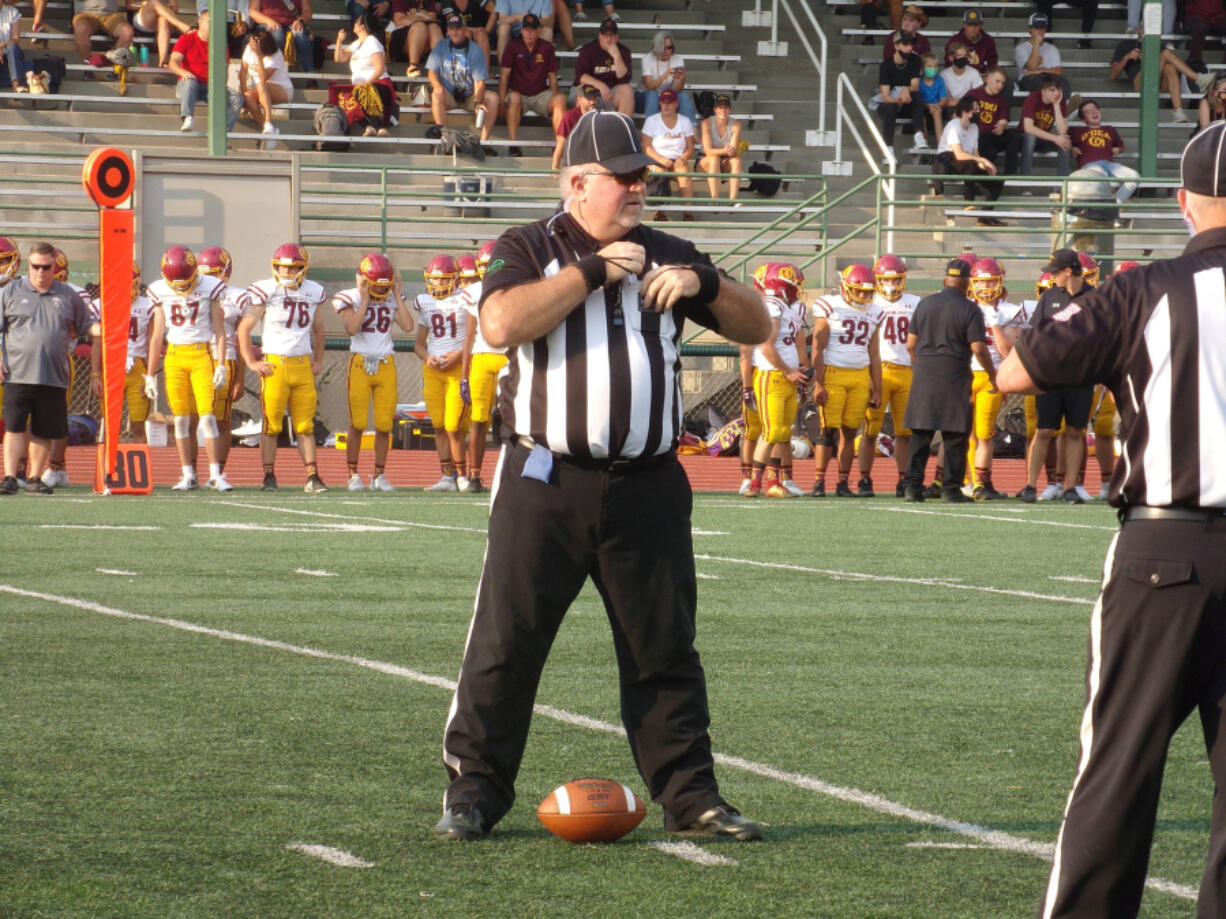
[0,584,1195,903]
[647,841,738,866]
[691,530,730,536]
[695,573,720,580]
[191,522,403,533]
[286,843,373,868]
[295,568,337,577]
[906,841,988,850]
[1050,576,1100,584]
[865,505,1117,532]
[96,568,139,576]
[39,524,162,530]
[214,500,487,534]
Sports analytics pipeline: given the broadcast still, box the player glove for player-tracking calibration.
[363,355,381,376]
[460,378,471,405]
[212,364,229,390]
[125,354,135,373]
[143,374,158,400]
[741,386,755,410]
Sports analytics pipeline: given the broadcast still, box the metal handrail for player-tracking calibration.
[772,0,830,144]
[834,72,897,252]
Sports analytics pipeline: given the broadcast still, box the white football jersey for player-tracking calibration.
[243,278,327,357]
[813,294,885,370]
[148,275,226,346]
[332,287,398,358]
[414,290,468,356]
[127,296,154,360]
[215,283,246,361]
[70,283,99,323]
[972,298,1027,370]
[753,294,807,371]
[457,282,501,355]
[873,291,919,366]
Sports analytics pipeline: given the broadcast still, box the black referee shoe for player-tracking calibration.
[1018,484,1037,503]
[1062,487,1085,505]
[0,476,17,495]
[679,805,763,841]
[835,480,857,498]
[895,478,907,497]
[857,475,875,497]
[941,488,971,503]
[903,485,925,502]
[434,804,486,841]
[26,479,53,495]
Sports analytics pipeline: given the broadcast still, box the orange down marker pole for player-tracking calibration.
[82,147,138,492]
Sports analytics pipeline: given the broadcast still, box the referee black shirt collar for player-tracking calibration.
[552,209,644,258]
[1181,224,1226,256]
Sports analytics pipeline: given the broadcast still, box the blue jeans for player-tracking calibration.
[176,77,243,130]
[1069,161,1141,205]
[1021,133,1070,176]
[2,43,26,87]
[268,25,314,73]
[638,88,697,122]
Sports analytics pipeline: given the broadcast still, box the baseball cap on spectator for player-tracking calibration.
[581,84,602,100]
[1180,121,1226,196]
[1028,12,1049,28]
[962,9,983,24]
[946,258,971,278]
[714,93,732,108]
[445,13,463,27]
[902,4,928,27]
[522,13,540,28]
[599,16,619,34]
[659,89,678,104]
[1043,248,1082,273]
[563,110,654,171]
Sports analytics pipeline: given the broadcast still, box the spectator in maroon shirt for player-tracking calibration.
[1186,0,1226,65]
[882,5,930,59]
[498,13,564,156]
[944,8,996,75]
[552,82,599,168]
[1067,98,1139,205]
[573,16,632,115]
[965,66,1019,173]
[250,0,314,73]
[1020,74,1070,176]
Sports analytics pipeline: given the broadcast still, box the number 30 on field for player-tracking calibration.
[94,444,153,495]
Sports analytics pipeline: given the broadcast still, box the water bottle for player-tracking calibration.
[139,44,149,65]
[475,106,486,130]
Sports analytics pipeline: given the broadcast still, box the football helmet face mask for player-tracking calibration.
[970,257,1004,304]
[456,255,480,288]
[840,263,875,306]
[476,240,496,279]
[1077,251,1099,287]
[1035,271,1056,297]
[161,245,199,295]
[272,243,309,289]
[424,254,458,298]
[358,252,395,300]
[873,254,907,301]
[53,248,70,284]
[0,235,18,284]
[198,246,233,281]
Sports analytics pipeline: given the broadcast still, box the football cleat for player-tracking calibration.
[456,475,471,492]
[895,478,907,498]
[424,475,458,493]
[0,475,18,495]
[465,476,485,494]
[434,803,486,841]
[835,480,857,498]
[1062,487,1085,505]
[744,479,762,497]
[765,483,790,498]
[1099,482,1111,500]
[1072,484,1094,502]
[261,473,279,492]
[371,473,395,492]
[856,475,874,497]
[903,485,925,502]
[42,468,69,488]
[304,474,329,494]
[923,481,943,499]
[171,473,199,491]
[1019,484,1038,503]
[1038,484,1063,501]
[211,475,234,493]
[811,480,825,497]
[941,488,972,503]
[973,484,1007,500]
[781,478,806,497]
[737,478,753,496]
[348,473,367,491]
[26,479,53,495]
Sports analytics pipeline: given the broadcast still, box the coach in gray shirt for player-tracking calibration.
[0,241,94,494]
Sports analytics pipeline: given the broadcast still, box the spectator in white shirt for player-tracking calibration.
[642,89,695,221]
[932,95,1004,224]
[638,31,696,122]
[0,0,28,93]
[1013,12,1070,98]
[940,41,983,101]
[240,29,294,147]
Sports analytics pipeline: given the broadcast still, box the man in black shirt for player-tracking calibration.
[434,111,769,843]
[878,30,926,148]
[1018,248,1094,504]
[998,122,1226,919]
[900,258,994,501]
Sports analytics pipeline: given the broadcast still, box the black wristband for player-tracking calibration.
[693,264,721,304]
[576,253,608,292]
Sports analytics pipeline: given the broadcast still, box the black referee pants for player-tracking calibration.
[905,428,968,492]
[441,443,724,831]
[1039,516,1226,919]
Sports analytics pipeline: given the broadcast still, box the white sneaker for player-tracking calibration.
[371,473,394,492]
[1172,108,1189,123]
[262,121,278,150]
[212,474,234,493]
[1073,485,1094,502]
[1099,482,1111,500]
[737,478,752,496]
[171,473,199,491]
[913,131,929,149]
[180,115,194,132]
[961,482,975,498]
[1038,483,1063,501]
[348,473,367,491]
[781,478,806,497]
[457,475,471,492]
[42,468,68,487]
[424,475,458,493]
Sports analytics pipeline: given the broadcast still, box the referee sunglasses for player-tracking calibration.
[584,166,649,187]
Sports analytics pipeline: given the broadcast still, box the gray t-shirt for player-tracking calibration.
[0,279,92,388]
[78,0,120,14]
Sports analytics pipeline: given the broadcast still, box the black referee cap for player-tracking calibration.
[1181,120,1226,196]
[946,258,971,278]
[562,111,654,172]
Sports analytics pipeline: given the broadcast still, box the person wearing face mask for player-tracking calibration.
[882,4,929,59]
[1197,76,1226,132]
[944,8,996,76]
[917,52,951,144]
[939,40,982,123]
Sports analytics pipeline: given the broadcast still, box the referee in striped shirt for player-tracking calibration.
[435,111,770,842]
[998,122,1226,919]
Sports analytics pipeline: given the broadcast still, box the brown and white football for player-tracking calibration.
[537,777,647,843]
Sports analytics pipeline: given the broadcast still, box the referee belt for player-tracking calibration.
[1121,506,1226,523]
[515,435,674,473]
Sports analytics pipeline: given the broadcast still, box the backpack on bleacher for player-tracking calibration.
[694,91,716,120]
[313,104,351,152]
[747,161,782,197]
[29,55,65,94]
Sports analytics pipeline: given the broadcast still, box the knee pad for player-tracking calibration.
[173,414,192,439]
[197,414,219,439]
[293,417,315,435]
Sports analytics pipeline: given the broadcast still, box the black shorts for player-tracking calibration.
[1036,385,1094,431]
[2,382,69,440]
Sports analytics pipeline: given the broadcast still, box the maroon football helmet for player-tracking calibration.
[1114,260,1140,275]
[198,246,233,282]
[456,254,480,288]
[271,242,309,289]
[424,254,458,298]
[872,254,907,301]
[358,252,395,300]
[1077,251,1099,287]
[53,248,70,284]
[475,240,496,278]
[161,245,199,295]
[840,263,875,306]
[970,257,1004,303]
[0,235,19,284]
